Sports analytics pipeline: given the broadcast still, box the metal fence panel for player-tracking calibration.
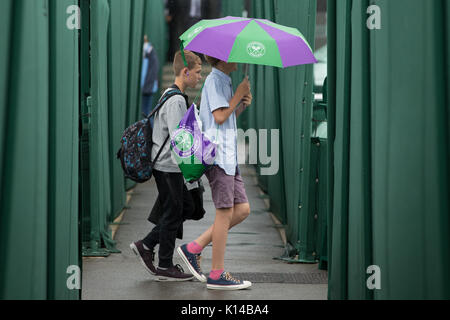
[261,0,287,225]
[275,0,316,262]
[84,0,117,256]
[346,0,373,300]
[328,0,450,300]
[47,0,80,300]
[107,0,131,220]
[0,0,49,299]
[0,0,13,190]
[125,0,146,191]
[327,0,351,299]
[371,0,449,300]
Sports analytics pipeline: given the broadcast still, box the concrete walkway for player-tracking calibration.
[82,165,328,300]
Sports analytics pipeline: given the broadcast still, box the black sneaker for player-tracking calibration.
[155,264,194,282]
[130,241,156,275]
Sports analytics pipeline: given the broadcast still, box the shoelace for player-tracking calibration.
[195,255,203,272]
[174,264,185,273]
[224,272,240,283]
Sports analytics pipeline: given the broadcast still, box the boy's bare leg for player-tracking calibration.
[195,203,250,249]
[211,208,233,270]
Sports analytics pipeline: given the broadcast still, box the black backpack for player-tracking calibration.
[116,88,186,183]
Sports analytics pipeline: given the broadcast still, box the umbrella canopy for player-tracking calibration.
[180,16,317,68]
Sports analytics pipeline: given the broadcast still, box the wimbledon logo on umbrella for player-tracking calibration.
[187,27,204,39]
[247,42,266,58]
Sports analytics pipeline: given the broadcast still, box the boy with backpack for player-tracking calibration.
[130,50,203,281]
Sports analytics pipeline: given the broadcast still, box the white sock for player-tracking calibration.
[143,244,150,250]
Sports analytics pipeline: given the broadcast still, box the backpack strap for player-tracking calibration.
[148,88,183,119]
[152,135,171,166]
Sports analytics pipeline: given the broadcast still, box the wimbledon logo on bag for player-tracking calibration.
[171,127,201,158]
[247,42,266,58]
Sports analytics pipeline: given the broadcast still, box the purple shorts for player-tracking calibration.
[205,166,249,209]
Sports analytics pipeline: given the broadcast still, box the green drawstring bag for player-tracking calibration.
[170,103,217,182]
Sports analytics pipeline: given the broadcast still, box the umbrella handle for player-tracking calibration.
[180,42,188,67]
[243,64,249,77]
[242,65,250,108]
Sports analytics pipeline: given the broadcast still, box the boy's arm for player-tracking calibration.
[235,102,246,118]
[212,93,244,125]
[212,77,250,125]
[235,93,252,118]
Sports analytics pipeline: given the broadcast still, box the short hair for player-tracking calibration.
[173,50,202,76]
[204,55,221,67]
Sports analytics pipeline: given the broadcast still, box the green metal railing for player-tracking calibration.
[0,0,79,299]
[327,0,450,299]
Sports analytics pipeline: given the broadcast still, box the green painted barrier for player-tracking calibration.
[0,0,79,299]
[83,0,117,256]
[327,0,450,299]
[107,0,131,221]
[125,0,146,191]
[0,0,168,299]
[0,0,50,299]
[48,0,80,300]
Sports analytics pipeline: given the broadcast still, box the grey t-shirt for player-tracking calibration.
[151,87,188,173]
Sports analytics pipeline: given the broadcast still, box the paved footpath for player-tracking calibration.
[82,164,328,300]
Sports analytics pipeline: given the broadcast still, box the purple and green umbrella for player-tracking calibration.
[180,16,317,68]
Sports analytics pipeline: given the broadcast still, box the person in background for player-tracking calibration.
[141,35,160,123]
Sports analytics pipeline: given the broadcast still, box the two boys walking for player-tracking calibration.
[131,50,253,290]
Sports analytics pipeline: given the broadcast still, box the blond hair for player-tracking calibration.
[173,50,202,76]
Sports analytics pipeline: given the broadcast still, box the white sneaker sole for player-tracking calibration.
[130,243,156,276]
[155,275,194,282]
[207,281,252,291]
[177,247,207,283]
